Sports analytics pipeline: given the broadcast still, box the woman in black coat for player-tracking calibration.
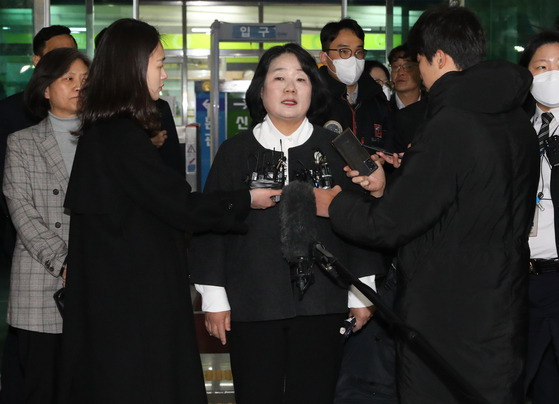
[58,19,279,404]
[189,43,382,404]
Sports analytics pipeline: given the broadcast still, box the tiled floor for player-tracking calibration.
[202,353,236,403]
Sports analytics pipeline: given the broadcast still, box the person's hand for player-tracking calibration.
[150,130,168,148]
[249,188,282,209]
[350,306,376,332]
[314,185,342,218]
[205,311,231,345]
[377,152,404,168]
[344,156,386,198]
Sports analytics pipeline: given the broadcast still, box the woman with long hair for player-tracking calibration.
[58,18,278,404]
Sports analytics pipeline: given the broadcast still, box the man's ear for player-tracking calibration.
[435,49,459,72]
[32,54,40,67]
[319,51,328,66]
[44,87,50,100]
[435,49,450,70]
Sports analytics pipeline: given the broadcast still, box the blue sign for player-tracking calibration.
[195,92,226,190]
[232,25,277,40]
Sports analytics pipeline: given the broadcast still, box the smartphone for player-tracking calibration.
[331,129,378,176]
[363,143,396,156]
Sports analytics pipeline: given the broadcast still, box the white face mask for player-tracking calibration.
[327,55,365,85]
[382,84,392,101]
[531,70,559,108]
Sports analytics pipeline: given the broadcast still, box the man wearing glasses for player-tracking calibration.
[388,44,424,110]
[319,18,398,404]
[319,18,394,153]
[387,44,429,152]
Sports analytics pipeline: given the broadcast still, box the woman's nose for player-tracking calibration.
[284,79,296,92]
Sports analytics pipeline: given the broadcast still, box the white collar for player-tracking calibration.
[253,115,313,151]
[534,105,559,123]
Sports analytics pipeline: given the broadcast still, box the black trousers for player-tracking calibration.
[229,313,345,404]
[526,272,559,404]
[16,328,61,404]
[334,266,398,404]
[0,326,24,404]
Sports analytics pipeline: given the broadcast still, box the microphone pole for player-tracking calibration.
[313,242,491,404]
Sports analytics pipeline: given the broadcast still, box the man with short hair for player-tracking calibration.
[319,18,398,404]
[388,44,428,152]
[315,6,538,403]
[387,43,423,110]
[319,18,393,151]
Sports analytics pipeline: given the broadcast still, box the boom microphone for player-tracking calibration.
[279,180,317,299]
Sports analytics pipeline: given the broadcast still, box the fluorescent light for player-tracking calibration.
[192,28,211,34]
[514,46,524,52]
[20,65,32,74]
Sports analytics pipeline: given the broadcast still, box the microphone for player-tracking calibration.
[279,180,317,299]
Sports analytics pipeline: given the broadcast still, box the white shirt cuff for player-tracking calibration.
[194,284,231,312]
[348,275,376,308]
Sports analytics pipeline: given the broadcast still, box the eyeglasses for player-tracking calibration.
[390,62,418,72]
[327,48,368,60]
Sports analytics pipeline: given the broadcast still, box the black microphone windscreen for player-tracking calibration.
[279,181,317,262]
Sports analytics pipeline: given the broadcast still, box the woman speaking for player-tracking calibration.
[190,43,380,404]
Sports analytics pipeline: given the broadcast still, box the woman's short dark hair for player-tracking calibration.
[365,60,390,82]
[78,18,161,136]
[24,47,90,119]
[245,43,327,127]
[408,5,485,70]
[519,30,559,68]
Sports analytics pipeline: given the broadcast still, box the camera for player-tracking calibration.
[545,136,559,167]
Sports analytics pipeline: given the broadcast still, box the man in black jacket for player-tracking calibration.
[315,6,538,404]
[319,18,398,404]
[319,19,394,152]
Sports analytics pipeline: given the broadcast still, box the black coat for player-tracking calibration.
[391,98,428,152]
[59,117,250,404]
[328,61,539,404]
[319,66,395,151]
[189,125,385,322]
[156,98,186,177]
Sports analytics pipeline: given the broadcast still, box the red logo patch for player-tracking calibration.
[374,124,383,138]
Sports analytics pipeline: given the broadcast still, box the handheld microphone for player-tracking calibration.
[279,180,317,299]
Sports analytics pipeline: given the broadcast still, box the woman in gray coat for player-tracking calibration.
[3,48,89,404]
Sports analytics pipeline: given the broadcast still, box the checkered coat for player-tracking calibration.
[3,117,68,334]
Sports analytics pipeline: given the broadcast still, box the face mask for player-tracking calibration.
[327,55,365,85]
[531,70,559,108]
[382,84,392,101]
